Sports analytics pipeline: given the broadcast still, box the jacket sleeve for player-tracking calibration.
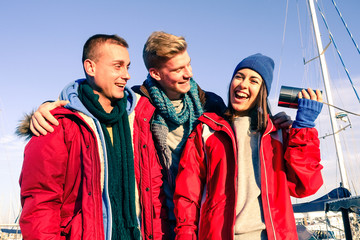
[173,124,207,240]
[19,117,69,240]
[284,127,323,198]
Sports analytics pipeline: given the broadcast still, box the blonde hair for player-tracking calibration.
[143,31,187,69]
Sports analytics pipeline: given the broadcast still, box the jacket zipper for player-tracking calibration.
[82,116,105,239]
[92,134,102,239]
[260,123,277,240]
[98,121,112,239]
[202,113,237,238]
[138,101,155,240]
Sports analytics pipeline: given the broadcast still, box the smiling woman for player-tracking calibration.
[230,69,263,116]
[226,53,275,132]
[173,53,324,240]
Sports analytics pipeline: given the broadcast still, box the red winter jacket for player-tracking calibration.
[130,84,227,240]
[131,94,170,240]
[19,108,104,240]
[174,112,323,240]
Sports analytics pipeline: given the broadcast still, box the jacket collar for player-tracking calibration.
[198,112,233,137]
[263,114,278,135]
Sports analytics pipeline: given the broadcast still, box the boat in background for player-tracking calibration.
[279,0,360,239]
[0,224,21,240]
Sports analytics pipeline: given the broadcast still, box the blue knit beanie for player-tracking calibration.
[232,53,274,94]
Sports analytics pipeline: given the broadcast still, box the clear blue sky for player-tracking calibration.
[1,0,360,223]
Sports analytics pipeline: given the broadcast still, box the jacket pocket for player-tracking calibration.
[60,210,83,239]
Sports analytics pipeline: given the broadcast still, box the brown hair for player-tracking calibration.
[224,82,271,133]
[82,34,129,63]
[142,31,187,70]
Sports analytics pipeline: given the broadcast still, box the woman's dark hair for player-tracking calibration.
[224,82,271,133]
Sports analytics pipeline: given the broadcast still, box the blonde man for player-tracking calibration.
[26,31,291,240]
[132,31,227,239]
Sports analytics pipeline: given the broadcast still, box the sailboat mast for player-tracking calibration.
[307,0,350,190]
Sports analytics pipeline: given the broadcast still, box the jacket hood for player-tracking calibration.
[60,78,137,116]
[15,111,34,140]
[16,78,137,139]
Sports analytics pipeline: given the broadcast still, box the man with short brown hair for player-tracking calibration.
[19,34,140,240]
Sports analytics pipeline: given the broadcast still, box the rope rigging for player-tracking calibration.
[322,102,360,117]
[331,0,360,54]
[314,0,360,103]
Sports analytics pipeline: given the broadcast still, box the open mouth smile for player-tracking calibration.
[115,83,125,88]
[234,91,249,101]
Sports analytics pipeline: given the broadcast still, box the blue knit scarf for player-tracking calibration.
[143,75,203,195]
[143,76,203,135]
[143,76,204,236]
